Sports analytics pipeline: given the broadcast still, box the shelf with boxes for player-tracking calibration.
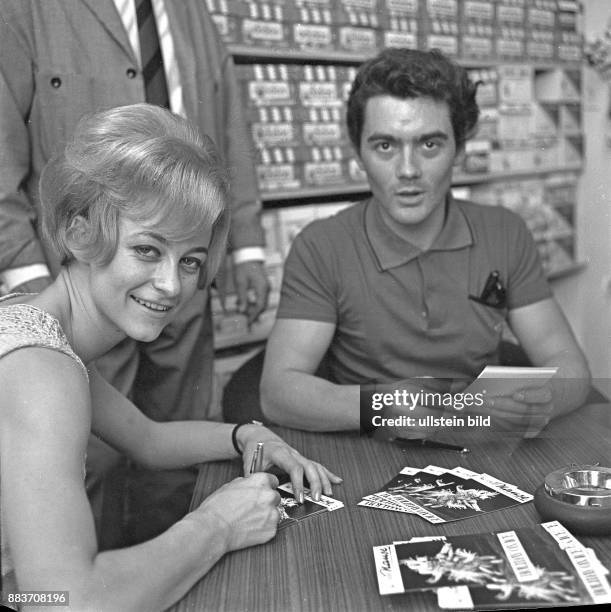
[209,0,586,354]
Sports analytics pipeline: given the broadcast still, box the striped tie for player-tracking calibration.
[135,0,170,108]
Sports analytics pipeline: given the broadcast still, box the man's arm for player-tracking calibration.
[261,318,361,430]
[509,297,591,416]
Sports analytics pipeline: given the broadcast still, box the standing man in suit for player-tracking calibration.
[0,0,269,542]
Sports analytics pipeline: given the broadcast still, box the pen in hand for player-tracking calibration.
[249,442,265,474]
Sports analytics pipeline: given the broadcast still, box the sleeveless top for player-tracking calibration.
[0,294,88,603]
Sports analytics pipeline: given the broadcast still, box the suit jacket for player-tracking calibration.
[0,0,263,276]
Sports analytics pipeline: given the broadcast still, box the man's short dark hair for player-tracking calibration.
[347,48,480,152]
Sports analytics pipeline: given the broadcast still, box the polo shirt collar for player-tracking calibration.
[365,195,474,271]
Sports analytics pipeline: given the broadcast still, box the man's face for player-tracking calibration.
[357,95,463,248]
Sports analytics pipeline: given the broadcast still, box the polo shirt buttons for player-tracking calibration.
[50,77,61,88]
[126,68,137,79]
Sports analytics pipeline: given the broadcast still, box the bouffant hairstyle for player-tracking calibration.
[347,48,480,152]
[40,103,230,288]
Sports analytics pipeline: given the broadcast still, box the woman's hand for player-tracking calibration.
[193,473,281,553]
[236,424,342,503]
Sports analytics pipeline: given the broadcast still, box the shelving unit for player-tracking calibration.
[206,0,585,357]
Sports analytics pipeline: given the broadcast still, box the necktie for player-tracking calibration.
[135,0,170,108]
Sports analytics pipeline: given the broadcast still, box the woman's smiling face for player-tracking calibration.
[88,214,211,342]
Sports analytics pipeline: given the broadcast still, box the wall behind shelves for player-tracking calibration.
[553,0,611,395]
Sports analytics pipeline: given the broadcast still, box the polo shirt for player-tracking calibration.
[276,197,552,385]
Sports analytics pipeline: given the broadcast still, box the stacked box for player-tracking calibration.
[205,0,245,43]
[236,64,296,107]
[535,68,581,102]
[555,0,582,64]
[462,139,491,174]
[468,176,577,276]
[459,0,495,61]
[495,0,526,61]
[287,0,336,51]
[525,0,556,63]
[378,0,420,49]
[207,0,292,48]
[532,136,560,168]
[239,64,361,193]
[532,102,559,138]
[544,171,579,207]
[420,0,459,57]
[559,102,581,134]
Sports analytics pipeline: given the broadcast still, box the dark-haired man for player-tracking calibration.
[261,48,590,437]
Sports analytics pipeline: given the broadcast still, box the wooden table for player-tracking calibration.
[172,403,611,612]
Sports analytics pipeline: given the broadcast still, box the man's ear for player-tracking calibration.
[66,215,93,262]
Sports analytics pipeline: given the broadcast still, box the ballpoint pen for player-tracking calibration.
[395,437,470,453]
[249,442,265,474]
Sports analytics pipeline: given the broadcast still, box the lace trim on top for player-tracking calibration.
[0,295,88,381]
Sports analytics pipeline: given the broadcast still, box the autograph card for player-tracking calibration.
[373,521,611,608]
[276,483,344,529]
[359,465,531,524]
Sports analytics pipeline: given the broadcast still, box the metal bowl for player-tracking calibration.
[534,465,611,535]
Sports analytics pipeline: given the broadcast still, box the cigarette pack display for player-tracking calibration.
[526,28,556,62]
[291,23,335,50]
[256,163,301,192]
[495,0,525,27]
[336,25,379,52]
[556,30,583,64]
[495,26,526,61]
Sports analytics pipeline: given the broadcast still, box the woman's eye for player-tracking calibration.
[181,257,203,272]
[134,245,159,258]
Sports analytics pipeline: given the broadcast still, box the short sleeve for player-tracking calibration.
[276,223,338,323]
[505,210,553,310]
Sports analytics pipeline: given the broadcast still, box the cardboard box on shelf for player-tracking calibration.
[462,139,491,174]
[495,27,526,61]
[535,68,581,102]
[257,162,301,192]
[544,172,579,206]
[495,0,525,27]
[291,23,335,50]
[559,103,582,133]
[336,25,379,53]
[532,136,560,169]
[301,122,349,146]
[526,2,556,30]
[532,103,559,137]
[525,27,556,62]
[497,64,534,105]
[555,31,583,64]
[209,14,241,43]
[559,134,584,166]
[474,106,499,140]
[496,104,533,141]
[251,122,299,147]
